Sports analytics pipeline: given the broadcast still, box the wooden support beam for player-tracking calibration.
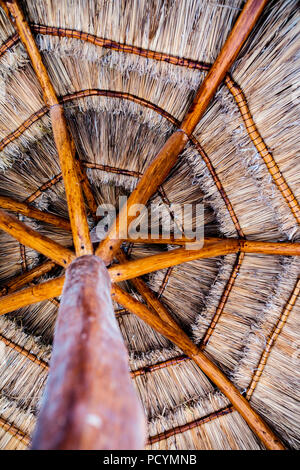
[0,195,71,231]
[0,260,55,296]
[0,241,232,315]
[0,209,75,267]
[2,0,92,256]
[240,239,300,256]
[96,0,268,265]
[31,256,145,450]
[96,130,188,264]
[117,249,177,326]
[2,233,300,314]
[74,156,99,222]
[180,0,268,134]
[0,276,64,315]
[0,415,30,447]
[111,284,285,450]
[125,235,300,256]
[125,234,221,245]
[110,241,240,282]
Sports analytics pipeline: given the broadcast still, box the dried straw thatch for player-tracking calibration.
[0,0,299,450]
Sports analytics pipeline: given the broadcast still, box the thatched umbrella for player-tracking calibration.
[0,0,299,450]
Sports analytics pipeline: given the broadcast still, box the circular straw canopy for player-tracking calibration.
[0,0,299,450]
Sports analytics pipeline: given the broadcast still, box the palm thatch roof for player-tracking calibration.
[0,0,299,450]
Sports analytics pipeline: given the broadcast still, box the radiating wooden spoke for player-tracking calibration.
[111,284,285,450]
[0,260,56,296]
[0,195,71,230]
[2,0,92,256]
[0,209,75,267]
[124,234,300,256]
[96,0,269,265]
[0,0,289,452]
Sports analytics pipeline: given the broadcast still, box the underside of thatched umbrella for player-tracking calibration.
[0,0,299,450]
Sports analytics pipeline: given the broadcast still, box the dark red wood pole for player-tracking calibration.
[31,255,146,450]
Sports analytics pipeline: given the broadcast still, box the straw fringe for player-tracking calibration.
[246,277,300,400]
[226,75,300,225]
[147,408,262,450]
[201,251,245,347]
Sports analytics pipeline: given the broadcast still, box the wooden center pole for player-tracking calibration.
[31,255,146,450]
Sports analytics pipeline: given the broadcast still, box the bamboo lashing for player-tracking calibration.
[147,406,234,445]
[246,278,300,400]
[26,174,63,204]
[31,256,145,450]
[158,266,174,299]
[201,251,245,347]
[0,195,71,231]
[131,355,189,378]
[111,284,285,450]
[225,75,300,224]
[0,209,75,267]
[0,332,49,369]
[96,0,268,265]
[1,0,92,256]
[0,415,30,447]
